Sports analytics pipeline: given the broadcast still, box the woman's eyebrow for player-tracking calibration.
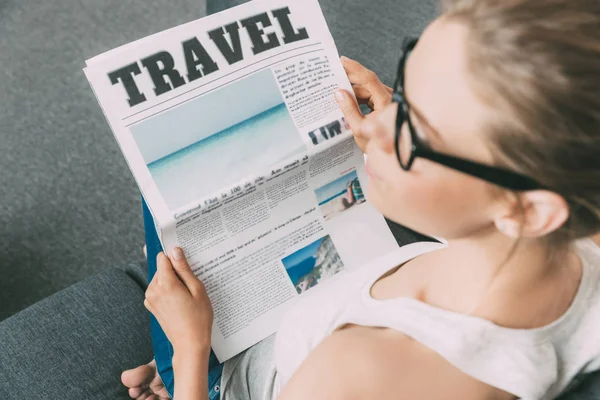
[408,101,445,144]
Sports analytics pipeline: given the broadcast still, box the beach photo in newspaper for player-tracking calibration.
[130,68,306,210]
[314,169,366,220]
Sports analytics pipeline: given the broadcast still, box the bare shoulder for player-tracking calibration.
[276,327,385,400]
[277,325,515,400]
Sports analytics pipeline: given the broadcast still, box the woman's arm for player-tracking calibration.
[172,347,211,400]
[144,248,215,400]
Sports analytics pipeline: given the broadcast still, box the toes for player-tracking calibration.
[149,372,170,399]
[128,386,146,398]
[121,363,155,388]
[121,359,169,400]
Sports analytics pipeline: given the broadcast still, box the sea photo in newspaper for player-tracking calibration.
[281,235,344,294]
[130,68,307,210]
[314,169,366,220]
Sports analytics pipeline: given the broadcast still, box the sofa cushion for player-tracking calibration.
[0,263,152,400]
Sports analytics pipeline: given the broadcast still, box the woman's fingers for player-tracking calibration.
[153,249,200,295]
[353,84,393,104]
[352,85,373,105]
[341,56,380,86]
[353,85,377,110]
[341,56,392,110]
[335,90,369,153]
[155,252,177,285]
[335,90,363,131]
[170,247,202,295]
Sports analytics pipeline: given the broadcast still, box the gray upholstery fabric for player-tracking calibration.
[558,375,600,400]
[0,0,207,321]
[0,262,152,400]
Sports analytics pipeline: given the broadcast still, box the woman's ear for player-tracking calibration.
[493,190,570,239]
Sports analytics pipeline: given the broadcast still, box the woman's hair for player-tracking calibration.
[441,0,600,251]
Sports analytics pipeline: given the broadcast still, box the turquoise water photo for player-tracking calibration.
[148,103,305,210]
[130,68,306,210]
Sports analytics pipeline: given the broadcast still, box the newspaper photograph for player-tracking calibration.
[129,67,305,210]
[84,0,399,362]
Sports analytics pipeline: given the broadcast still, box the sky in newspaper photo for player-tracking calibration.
[314,170,366,220]
[130,68,306,210]
[281,235,344,294]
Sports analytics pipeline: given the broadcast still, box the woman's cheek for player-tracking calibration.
[367,164,492,238]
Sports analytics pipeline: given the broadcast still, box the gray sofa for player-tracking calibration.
[0,263,153,399]
[0,0,599,399]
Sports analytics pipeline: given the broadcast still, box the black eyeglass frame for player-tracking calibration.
[392,37,544,191]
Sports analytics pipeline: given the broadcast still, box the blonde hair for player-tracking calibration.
[442,0,600,251]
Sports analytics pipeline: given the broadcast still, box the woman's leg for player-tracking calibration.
[220,334,278,400]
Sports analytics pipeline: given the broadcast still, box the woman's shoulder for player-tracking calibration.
[553,238,600,375]
[471,237,599,332]
[278,325,515,400]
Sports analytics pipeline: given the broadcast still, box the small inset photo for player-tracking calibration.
[281,235,344,294]
[314,170,366,220]
[307,117,349,146]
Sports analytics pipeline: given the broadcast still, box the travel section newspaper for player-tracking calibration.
[84,0,399,362]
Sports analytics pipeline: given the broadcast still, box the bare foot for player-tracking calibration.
[121,359,170,399]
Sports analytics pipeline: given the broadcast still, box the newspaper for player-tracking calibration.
[84,0,399,362]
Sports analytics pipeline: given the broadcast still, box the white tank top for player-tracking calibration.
[273,240,600,399]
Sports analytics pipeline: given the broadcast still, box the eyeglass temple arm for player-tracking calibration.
[417,148,542,191]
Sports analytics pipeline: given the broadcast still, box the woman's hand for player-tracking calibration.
[144,248,214,354]
[335,56,393,153]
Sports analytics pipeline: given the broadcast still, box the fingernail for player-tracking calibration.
[172,247,184,261]
[340,56,350,62]
[334,90,345,102]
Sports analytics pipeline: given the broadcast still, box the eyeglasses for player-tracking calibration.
[392,37,544,191]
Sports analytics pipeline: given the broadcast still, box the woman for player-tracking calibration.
[123,0,600,398]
